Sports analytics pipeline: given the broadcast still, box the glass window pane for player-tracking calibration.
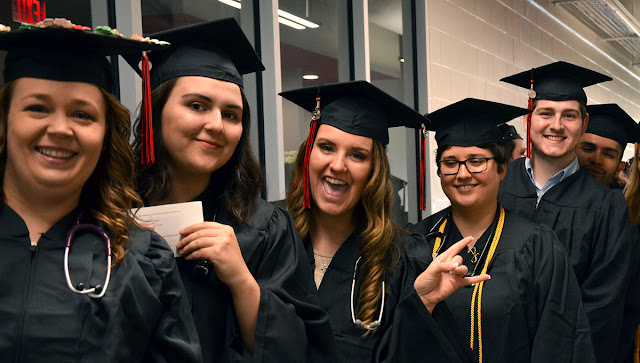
[280,0,347,195]
[142,0,240,33]
[369,0,411,225]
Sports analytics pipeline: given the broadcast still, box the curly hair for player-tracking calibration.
[0,81,141,265]
[625,145,640,226]
[132,78,263,225]
[286,137,405,333]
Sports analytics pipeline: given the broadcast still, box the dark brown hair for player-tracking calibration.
[132,78,263,225]
[0,81,141,265]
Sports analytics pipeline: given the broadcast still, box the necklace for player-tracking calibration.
[313,251,334,289]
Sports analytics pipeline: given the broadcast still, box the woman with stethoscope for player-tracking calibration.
[282,81,489,362]
[0,20,200,361]
[408,98,594,362]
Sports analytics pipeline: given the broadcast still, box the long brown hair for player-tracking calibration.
[624,144,640,226]
[132,78,263,225]
[286,138,405,331]
[0,81,141,265]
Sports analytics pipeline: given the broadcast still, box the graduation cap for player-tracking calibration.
[500,61,611,158]
[279,80,430,209]
[123,18,264,90]
[122,18,264,166]
[585,104,640,148]
[426,98,531,147]
[0,22,166,94]
[500,61,611,105]
[498,123,522,142]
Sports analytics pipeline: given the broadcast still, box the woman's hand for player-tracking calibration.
[414,236,490,313]
[176,222,252,289]
[176,221,260,351]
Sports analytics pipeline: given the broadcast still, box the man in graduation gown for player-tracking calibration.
[498,61,639,363]
[575,104,640,189]
[575,104,640,362]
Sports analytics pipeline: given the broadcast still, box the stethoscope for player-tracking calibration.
[63,213,112,299]
[350,256,385,331]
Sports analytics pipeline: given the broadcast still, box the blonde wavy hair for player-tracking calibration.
[286,137,406,332]
[624,144,640,226]
[0,81,141,265]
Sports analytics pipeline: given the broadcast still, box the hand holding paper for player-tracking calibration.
[133,201,204,256]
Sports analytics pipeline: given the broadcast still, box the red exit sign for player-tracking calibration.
[12,0,47,24]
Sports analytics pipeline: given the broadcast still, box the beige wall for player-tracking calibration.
[425,0,640,212]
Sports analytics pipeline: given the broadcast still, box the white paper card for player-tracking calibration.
[133,201,204,257]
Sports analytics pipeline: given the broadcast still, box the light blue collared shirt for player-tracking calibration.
[525,155,580,204]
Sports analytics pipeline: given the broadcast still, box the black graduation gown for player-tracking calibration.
[0,204,202,362]
[408,206,594,362]
[175,186,335,362]
[614,225,640,363]
[497,158,638,362]
[306,232,476,363]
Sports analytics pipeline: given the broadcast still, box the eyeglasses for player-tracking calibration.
[437,157,495,175]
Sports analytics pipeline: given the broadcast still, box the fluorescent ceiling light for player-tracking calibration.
[218,0,241,10]
[218,0,318,30]
[303,75,319,80]
[278,10,319,28]
[278,17,306,30]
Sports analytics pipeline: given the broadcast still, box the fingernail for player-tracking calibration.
[452,262,459,268]
[487,275,491,280]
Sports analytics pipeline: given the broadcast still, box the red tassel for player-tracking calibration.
[419,124,427,211]
[295,97,321,209]
[525,78,534,159]
[141,52,155,166]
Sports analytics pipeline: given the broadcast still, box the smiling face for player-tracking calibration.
[528,99,588,166]
[308,124,374,219]
[576,133,624,185]
[439,145,505,212]
[161,76,244,181]
[4,78,106,199]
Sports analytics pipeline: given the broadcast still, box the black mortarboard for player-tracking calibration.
[0,23,166,94]
[426,98,531,147]
[124,18,264,89]
[585,104,640,148]
[279,80,426,145]
[279,80,430,209]
[500,61,611,105]
[498,123,522,142]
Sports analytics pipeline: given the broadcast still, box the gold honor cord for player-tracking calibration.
[429,207,506,363]
[431,219,448,258]
[470,206,505,363]
[634,324,640,363]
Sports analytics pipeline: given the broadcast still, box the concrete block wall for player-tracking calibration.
[425,0,640,212]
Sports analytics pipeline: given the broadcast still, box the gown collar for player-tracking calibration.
[0,203,80,248]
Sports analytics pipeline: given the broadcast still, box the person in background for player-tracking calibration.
[575,104,640,189]
[409,98,593,362]
[499,61,638,362]
[0,19,201,361]
[283,81,488,362]
[128,18,334,362]
[498,123,525,162]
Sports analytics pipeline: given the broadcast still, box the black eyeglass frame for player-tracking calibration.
[437,157,496,176]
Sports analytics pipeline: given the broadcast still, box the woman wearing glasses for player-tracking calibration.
[283,82,489,362]
[408,98,594,363]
